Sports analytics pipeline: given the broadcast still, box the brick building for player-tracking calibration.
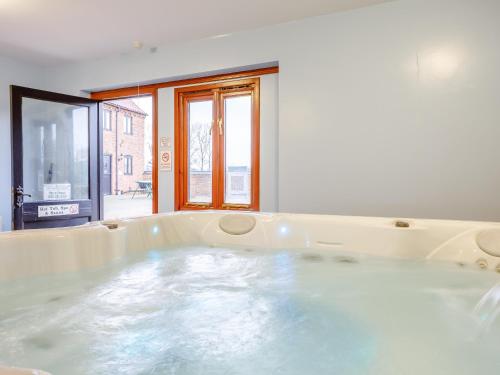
[102,99,148,195]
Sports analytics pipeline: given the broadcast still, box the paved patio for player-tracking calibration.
[103,194,153,220]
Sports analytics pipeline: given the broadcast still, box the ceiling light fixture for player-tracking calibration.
[132,41,143,49]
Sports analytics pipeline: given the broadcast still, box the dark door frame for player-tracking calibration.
[10,85,102,229]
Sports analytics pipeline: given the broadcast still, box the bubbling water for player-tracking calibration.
[0,246,499,375]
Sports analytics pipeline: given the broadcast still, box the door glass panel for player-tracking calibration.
[188,100,213,203]
[224,95,252,205]
[22,98,90,202]
[101,97,153,219]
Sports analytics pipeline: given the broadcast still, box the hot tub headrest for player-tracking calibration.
[476,228,500,257]
[219,214,256,235]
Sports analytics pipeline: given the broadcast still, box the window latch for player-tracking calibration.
[218,118,223,136]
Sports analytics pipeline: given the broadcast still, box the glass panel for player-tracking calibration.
[188,100,213,203]
[22,98,90,202]
[102,97,153,219]
[224,95,252,205]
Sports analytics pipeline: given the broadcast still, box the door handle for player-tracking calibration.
[14,186,31,208]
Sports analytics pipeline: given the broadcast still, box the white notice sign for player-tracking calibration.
[38,204,79,217]
[159,150,172,171]
[43,183,71,200]
[160,136,169,148]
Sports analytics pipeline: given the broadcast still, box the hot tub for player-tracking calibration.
[0,212,499,374]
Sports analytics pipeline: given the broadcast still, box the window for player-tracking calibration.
[123,115,133,135]
[175,78,259,210]
[124,155,133,175]
[103,109,112,131]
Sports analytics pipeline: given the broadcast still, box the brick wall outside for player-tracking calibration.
[103,103,148,194]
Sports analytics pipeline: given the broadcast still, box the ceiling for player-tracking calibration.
[0,0,393,66]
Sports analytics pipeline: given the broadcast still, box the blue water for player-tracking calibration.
[0,246,499,374]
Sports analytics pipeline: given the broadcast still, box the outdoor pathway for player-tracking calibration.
[103,194,152,220]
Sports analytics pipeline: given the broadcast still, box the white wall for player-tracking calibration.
[157,74,279,213]
[276,0,500,221]
[10,0,500,223]
[157,88,175,213]
[0,56,44,231]
[259,74,279,212]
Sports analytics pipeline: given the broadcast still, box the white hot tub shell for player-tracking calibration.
[1,211,500,283]
[1,211,500,374]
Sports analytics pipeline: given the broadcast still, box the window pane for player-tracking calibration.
[124,156,133,175]
[103,110,111,130]
[22,98,90,201]
[224,95,251,205]
[124,116,132,134]
[188,100,213,203]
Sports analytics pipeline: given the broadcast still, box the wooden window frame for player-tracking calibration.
[90,89,159,214]
[174,78,260,211]
[91,66,278,216]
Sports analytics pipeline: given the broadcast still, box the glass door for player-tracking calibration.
[11,86,100,229]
